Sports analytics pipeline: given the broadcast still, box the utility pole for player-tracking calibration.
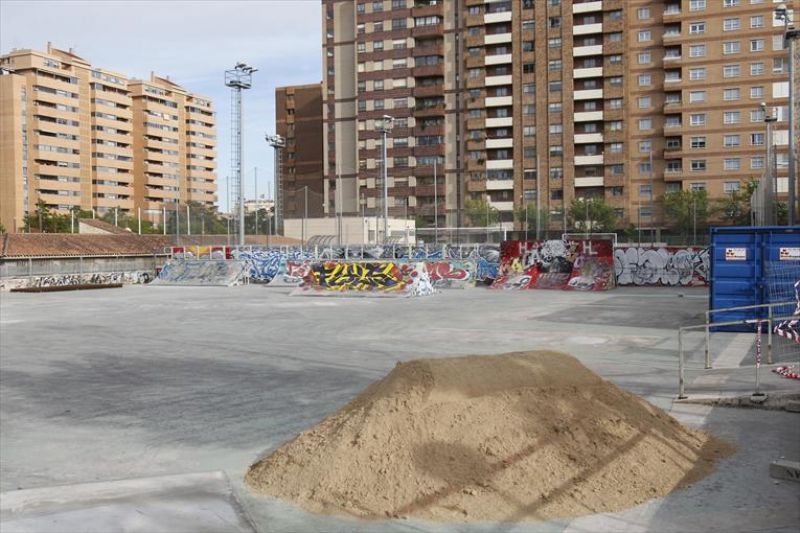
[433,158,439,245]
[776,3,798,225]
[763,102,778,225]
[535,154,541,240]
[225,62,257,246]
[649,148,655,244]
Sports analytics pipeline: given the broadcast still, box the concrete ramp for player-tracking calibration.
[424,260,476,289]
[0,471,253,532]
[265,260,311,287]
[151,260,247,287]
[291,261,435,297]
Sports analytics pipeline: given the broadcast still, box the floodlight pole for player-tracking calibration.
[225,62,257,246]
[777,3,798,225]
[266,134,285,235]
[380,115,394,245]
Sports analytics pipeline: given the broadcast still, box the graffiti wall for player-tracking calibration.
[422,261,476,289]
[491,239,614,291]
[151,260,248,287]
[614,247,709,286]
[0,271,152,291]
[291,261,435,297]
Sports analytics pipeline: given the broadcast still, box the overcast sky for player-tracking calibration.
[0,0,322,212]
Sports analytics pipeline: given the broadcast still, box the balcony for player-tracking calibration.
[574,110,604,121]
[484,33,512,45]
[485,74,512,86]
[488,200,514,211]
[573,44,603,57]
[485,117,513,128]
[412,23,443,38]
[413,84,444,97]
[575,154,604,165]
[485,137,513,149]
[573,1,603,14]
[485,54,512,66]
[574,89,603,100]
[485,96,512,107]
[486,180,514,190]
[574,133,604,143]
[573,23,603,36]
[484,11,512,24]
[573,66,603,78]
[413,63,444,77]
[414,104,445,117]
[575,176,604,187]
[486,159,514,169]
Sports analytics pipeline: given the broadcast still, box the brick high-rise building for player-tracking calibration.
[276,83,325,219]
[0,43,216,232]
[321,0,797,233]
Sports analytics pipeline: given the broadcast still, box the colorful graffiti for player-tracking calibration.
[0,271,152,291]
[265,260,312,287]
[291,261,436,297]
[491,239,614,291]
[614,247,709,286]
[424,261,476,289]
[774,280,800,344]
[151,260,247,287]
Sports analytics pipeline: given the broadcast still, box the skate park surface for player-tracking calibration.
[1,286,798,532]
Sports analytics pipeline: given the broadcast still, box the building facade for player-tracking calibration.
[321,0,796,232]
[276,83,325,219]
[0,43,216,232]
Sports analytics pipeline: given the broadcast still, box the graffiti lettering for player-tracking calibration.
[614,247,708,286]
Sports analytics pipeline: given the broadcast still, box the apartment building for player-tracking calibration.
[276,83,325,219]
[321,0,796,232]
[0,44,216,232]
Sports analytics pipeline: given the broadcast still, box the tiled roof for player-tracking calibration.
[1,234,303,258]
[78,219,131,235]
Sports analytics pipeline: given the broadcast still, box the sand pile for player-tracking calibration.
[246,351,733,523]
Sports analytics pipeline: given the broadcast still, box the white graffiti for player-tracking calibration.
[614,247,709,286]
[0,271,153,291]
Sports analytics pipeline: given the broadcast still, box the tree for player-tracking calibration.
[662,189,709,242]
[0,222,6,234]
[464,198,500,227]
[513,202,550,237]
[568,197,616,232]
[712,179,758,226]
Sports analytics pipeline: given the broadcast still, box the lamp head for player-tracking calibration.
[776,3,788,18]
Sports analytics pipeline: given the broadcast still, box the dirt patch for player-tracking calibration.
[245,351,733,523]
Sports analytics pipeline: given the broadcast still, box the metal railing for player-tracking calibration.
[678,311,797,399]
[702,301,796,368]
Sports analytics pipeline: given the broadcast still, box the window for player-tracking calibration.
[549,16,561,28]
[638,30,652,42]
[638,96,651,108]
[690,182,706,191]
[750,39,765,52]
[751,133,765,145]
[639,118,653,130]
[689,44,707,57]
[609,164,624,175]
[723,88,740,101]
[522,83,535,94]
[608,121,622,131]
[723,0,740,7]
[548,38,562,48]
[723,41,741,54]
[392,18,407,29]
[607,32,622,42]
[639,140,652,153]
[608,76,623,86]
[638,52,651,64]
[608,54,622,65]
[724,64,741,77]
[392,0,405,8]
[549,124,563,134]
[689,0,706,11]
[548,102,562,112]
[690,113,706,126]
[724,181,741,193]
[522,20,534,30]
[751,156,764,169]
[549,81,562,92]
[608,98,623,109]
[774,58,787,73]
[523,126,535,137]
[549,145,563,156]
[750,62,765,75]
[638,74,652,86]
[774,35,785,51]
[609,142,623,153]
[750,86,764,98]
[548,60,562,71]
[373,80,384,91]
[689,67,706,80]
[689,90,706,103]
[550,168,564,179]
[689,22,706,34]
[723,134,741,147]
[357,43,366,53]
[723,111,741,124]
[691,136,707,149]
[372,1,383,12]
[724,158,741,171]
[751,108,765,122]
[373,40,384,50]
[640,184,653,197]
[691,160,707,171]
[638,7,651,19]
[374,99,384,110]
[750,15,764,28]
[522,104,535,115]
[723,18,740,31]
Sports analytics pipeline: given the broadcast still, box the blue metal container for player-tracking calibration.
[709,226,800,331]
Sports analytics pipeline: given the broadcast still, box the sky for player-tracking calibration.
[0,0,322,213]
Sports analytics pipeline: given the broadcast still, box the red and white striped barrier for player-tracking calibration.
[772,365,800,380]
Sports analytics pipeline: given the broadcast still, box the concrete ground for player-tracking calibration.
[0,285,798,532]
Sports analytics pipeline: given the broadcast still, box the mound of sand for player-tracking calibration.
[245,351,733,523]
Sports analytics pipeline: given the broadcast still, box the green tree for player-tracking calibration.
[662,189,709,242]
[464,198,500,227]
[0,222,6,234]
[712,179,758,226]
[568,197,616,232]
[513,202,550,236]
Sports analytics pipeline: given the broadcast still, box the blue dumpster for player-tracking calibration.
[709,226,800,331]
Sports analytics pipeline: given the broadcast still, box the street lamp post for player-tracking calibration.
[776,3,798,226]
[266,134,285,235]
[433,158,438,246]
[763,102,778,225]
[380,115,394,245]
